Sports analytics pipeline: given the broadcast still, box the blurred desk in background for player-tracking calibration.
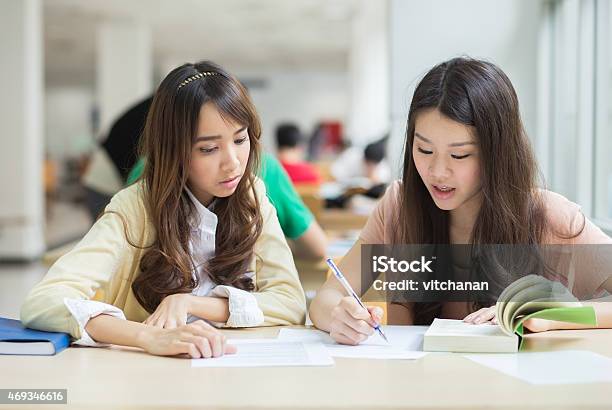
[317,209,369,231]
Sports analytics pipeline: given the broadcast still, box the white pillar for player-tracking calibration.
[346,0,390,147]
[0,0,45,260]
[96,21,152,135]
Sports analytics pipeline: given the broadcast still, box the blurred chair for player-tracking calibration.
[295,184,324,220]
[317,209,369,231]
[313,160,334,183]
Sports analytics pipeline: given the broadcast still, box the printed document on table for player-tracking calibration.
[191,339,334,368]
[464,350,612,384]
[277,326,429,359]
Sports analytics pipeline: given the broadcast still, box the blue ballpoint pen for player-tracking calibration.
[325,258,389,343]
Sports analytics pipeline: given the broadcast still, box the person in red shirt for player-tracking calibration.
[276,123,321,185]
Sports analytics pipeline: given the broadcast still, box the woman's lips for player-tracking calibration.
[220,175,241,189]
[431,184,456,200]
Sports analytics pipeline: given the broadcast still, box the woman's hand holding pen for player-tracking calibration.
[329,296,384,345]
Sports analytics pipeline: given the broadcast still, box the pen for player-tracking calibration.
[325,258,389,343]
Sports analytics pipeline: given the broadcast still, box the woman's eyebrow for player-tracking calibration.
[234,126,247,135]
[195,126,247,142]
[415,132,431,143]
[448,140,476,147]
[415,132,475,147]
[195,135,221,142]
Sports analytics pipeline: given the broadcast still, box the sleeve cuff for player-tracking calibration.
[209,285,264,327]
[63,298,126,347]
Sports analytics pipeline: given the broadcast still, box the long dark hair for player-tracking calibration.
[399,57,547,245]
[396,57,583,323]
[131,61,263,313]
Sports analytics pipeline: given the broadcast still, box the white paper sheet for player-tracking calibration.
[277,328,335,344]
[324,344,427,359]
[464,350,612,384]
[191,339,334,368]
[277,326,429,359]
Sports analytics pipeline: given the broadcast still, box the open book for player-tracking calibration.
[424,275,597,353]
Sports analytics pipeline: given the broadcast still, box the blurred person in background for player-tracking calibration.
[276,123,321,185]
[324,136,391,211]
[81,96,153,221]
[330,135,391,189]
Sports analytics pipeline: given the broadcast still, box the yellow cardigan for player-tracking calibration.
[21,178,306,339]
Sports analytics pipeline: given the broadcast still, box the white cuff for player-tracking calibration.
[209,285,264,327]
[63,298,126,347]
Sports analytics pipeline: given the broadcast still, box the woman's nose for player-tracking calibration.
[428,155,450,180]
[221,147,240,172]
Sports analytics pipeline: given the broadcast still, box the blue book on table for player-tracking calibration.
[0,317,70,355]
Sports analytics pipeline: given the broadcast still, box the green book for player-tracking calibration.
[424,275,596,353]
[496,274,596,345]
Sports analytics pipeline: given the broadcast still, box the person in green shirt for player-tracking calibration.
[128,152,327,260]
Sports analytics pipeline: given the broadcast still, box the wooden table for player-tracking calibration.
[1,326,611,409]
[317,209,369,231]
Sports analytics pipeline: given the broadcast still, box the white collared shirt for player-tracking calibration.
[64,188,264,347]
